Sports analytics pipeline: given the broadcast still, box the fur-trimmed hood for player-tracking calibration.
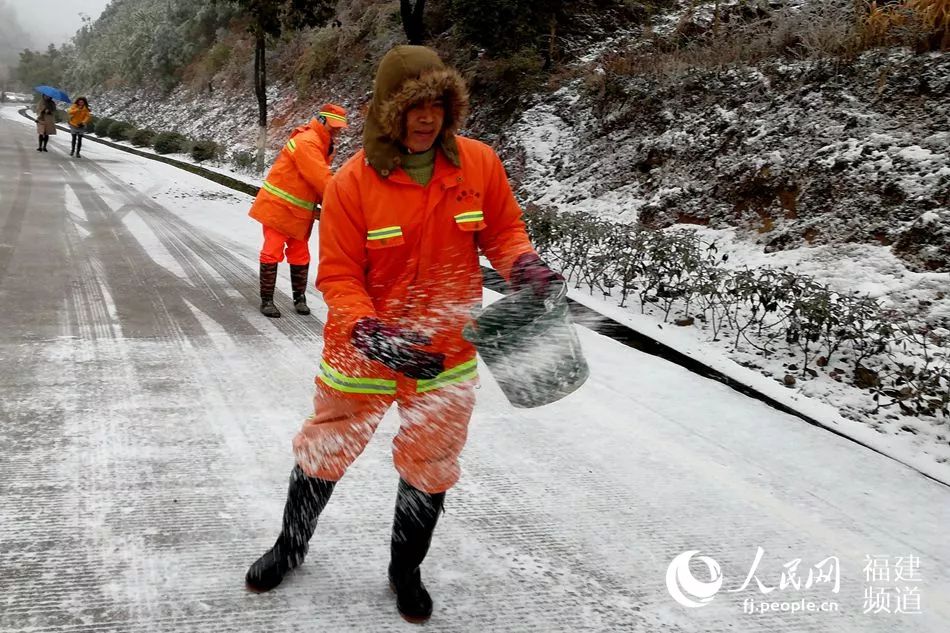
[363,45,469,177]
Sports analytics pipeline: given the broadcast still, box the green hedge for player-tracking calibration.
[231,150,255,169]
[153,131,190,155]
[130,129,157,147]
[524,205,949,418]
[94,117,116,136]
[107,121,134,141]
[190,139,219,162]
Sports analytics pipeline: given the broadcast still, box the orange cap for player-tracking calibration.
[318,103,348,129]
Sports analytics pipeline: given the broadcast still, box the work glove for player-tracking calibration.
[510,252,565,300]
[351,317,445,380]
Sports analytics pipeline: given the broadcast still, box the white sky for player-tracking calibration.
[7,0,110,48]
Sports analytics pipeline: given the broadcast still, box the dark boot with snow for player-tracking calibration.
[388,479,445,623]
[245,465,336,592]
[259,262,281,318]
[75,135,83,158]
[70,135,76,156]
[290,264,311,315]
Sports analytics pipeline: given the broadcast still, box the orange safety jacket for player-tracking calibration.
[248,119,334,241]
[316,136,536,397]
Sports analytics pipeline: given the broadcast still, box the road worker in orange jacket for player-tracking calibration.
[245,46,563,623]
[248,103,348,318]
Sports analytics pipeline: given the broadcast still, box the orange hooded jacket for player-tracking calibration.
[316,46,535,397]
[248,119,334,241]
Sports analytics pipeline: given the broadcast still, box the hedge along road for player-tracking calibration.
[16,107,947,488]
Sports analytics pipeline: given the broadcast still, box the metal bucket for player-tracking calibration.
[463,283,589,408]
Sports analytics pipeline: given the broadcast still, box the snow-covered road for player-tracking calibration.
[1,108,948,632]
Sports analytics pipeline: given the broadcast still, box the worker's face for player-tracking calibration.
[328,126,342,143]
[401,98,445,153]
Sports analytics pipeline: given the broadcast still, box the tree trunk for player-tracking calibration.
[254,33,267,173]
[400,0,426,44]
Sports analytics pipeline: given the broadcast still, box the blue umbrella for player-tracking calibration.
[34,85,71,103]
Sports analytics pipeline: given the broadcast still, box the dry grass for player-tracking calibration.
[600,2,861,80]
[860,0,950,50]
[906,0,950,48]
[589,0,946,84]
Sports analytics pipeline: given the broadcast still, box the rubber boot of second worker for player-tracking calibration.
[260,262,281,318]
[290,264,311,316]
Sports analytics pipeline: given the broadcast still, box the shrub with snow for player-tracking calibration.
[153,132,190,155]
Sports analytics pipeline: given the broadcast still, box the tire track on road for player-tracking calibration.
[82,160,324,344]
[59,159,193,344]
[0,142,32,284]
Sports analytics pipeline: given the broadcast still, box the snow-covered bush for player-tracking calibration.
[231,150,256,169]
[153,131,190,155]
[94,117,116,136]
[107,121,134,141]
[523,204,950,418]
[190,139,219,162]
[130,129,157,147]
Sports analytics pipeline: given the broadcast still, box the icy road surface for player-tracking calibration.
[1,109,948,632]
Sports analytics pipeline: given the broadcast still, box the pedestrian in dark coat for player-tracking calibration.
[34,95,57,152]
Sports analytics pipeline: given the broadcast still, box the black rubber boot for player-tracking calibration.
[70,135,76,156]
[41,134,49,151]
[259,262,281,318]
[245,465,336,592]
[37,136,43,151]
[388,479,445,623]
[75,135,83,158]
[290,264,311,315]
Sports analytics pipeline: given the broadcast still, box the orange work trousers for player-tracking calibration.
[293,382,476,494]
[259,225,310,265]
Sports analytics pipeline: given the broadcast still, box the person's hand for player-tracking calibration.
[510,252,565,299]
[351,317,445,380]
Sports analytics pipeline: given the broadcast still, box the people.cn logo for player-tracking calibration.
[666,551,724,608]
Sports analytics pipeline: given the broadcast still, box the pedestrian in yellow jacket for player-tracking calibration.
[247,103,348,318]
[67,97,92,158]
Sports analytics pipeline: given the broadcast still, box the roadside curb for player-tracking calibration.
[19,107,945,488]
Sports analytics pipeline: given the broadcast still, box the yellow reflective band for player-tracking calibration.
[319,111,348,125]
[416,358,478,393]
[367,226,403,241]
[454,210,484,224]
[262,181,314,212]
[318,361,397,395]
[286,139,297,153]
